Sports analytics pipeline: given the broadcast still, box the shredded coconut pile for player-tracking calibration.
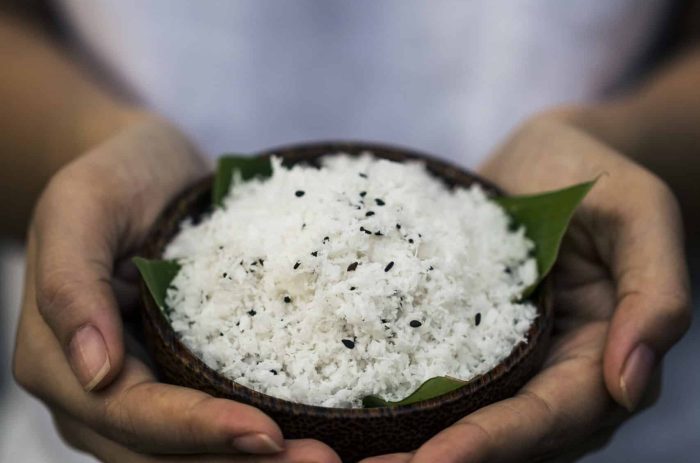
[164,154,538,407]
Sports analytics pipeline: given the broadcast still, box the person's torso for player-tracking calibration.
[58,0,670,166]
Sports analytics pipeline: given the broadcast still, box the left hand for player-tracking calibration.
[12,116,341,463]
[361,114,691,463]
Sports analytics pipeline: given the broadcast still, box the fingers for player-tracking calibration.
[98,362,285,454]
[55,411,339,463]
[15,247,285,456]
[407,325,615,463]
[33,210,124,391]
[484,120,692,412]
[359,452,413,462]
[25,207,123,391]
[31,119,206,391]
[272,440,342,463]
[599,179,691,411]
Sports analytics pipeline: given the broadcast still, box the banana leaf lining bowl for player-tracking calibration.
[138,141,554,462]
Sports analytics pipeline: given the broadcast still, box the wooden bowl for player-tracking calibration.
[139,141,553,462]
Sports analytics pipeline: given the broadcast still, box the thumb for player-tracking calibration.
[602,182,691,411]
[32,117,207,391]
[32,183,125,391]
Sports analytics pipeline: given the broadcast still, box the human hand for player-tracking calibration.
[361,115,691,462]
[12,115,340,462]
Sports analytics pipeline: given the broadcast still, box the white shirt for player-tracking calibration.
[56,0,670,167]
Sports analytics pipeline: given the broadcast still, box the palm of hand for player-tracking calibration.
[363,117,688,463]
[409,217,628,463]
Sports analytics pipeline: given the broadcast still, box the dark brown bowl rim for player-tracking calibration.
[140,140,552,419]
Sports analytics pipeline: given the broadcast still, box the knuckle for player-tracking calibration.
[453,419,495,449]
[39,166,90,206]
[102,388,144,451]
[37,162,119,221]
[36,271,80,324]
[298,444,342,463]
[518,390,560,449]
[182,395,214,447]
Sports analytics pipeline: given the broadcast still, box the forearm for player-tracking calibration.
[560,48,700,221]
[0,12,145,237]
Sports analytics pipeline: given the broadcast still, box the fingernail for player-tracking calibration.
[231,433,283,454]
[620,343,656,411]
[68,324,110,391]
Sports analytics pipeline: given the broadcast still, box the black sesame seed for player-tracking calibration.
[270,369,278,375]
[396,223,401,230]
[311,251,318,257]
[293,261,301,269]
[251,261,257,266]
[284,296,292,303]
[375,198,385,206]
[359,191,367,197]
[218,245,224,250]
[323,236,330,243]
[381,318,388,324]
[375,231,383,236]
[219,332,224,336]
[302,223,306,230]
[409,320,422,328]
[342,339,355,349]
[475,313,482,326]
[295,190,305,197]
[384,261,394,272]
[347,262,358,272]
[365,211,375,217]
[359,173,368,178]
[222,272,228,278]
[429,266,434,271]
[259,259,264,266]
[248,309,257,316]
[408,238,414,244]
[350,286,356,291]
[360,226,372,235]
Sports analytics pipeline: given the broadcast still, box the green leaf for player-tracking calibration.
[212,155,273,206]
[363,376,467,408]
[494,179,596,297]
[361,179,596,407]
[133,257,181,310]
[137,159,594,408]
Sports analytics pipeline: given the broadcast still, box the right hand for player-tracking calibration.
[12,114,340,462]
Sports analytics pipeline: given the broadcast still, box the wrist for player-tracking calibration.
[535,100,648,161]
[74,105,155,154]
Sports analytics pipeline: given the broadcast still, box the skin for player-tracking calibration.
[362,115,692,462]
[3,4,698,463]
[3,8,341,463]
